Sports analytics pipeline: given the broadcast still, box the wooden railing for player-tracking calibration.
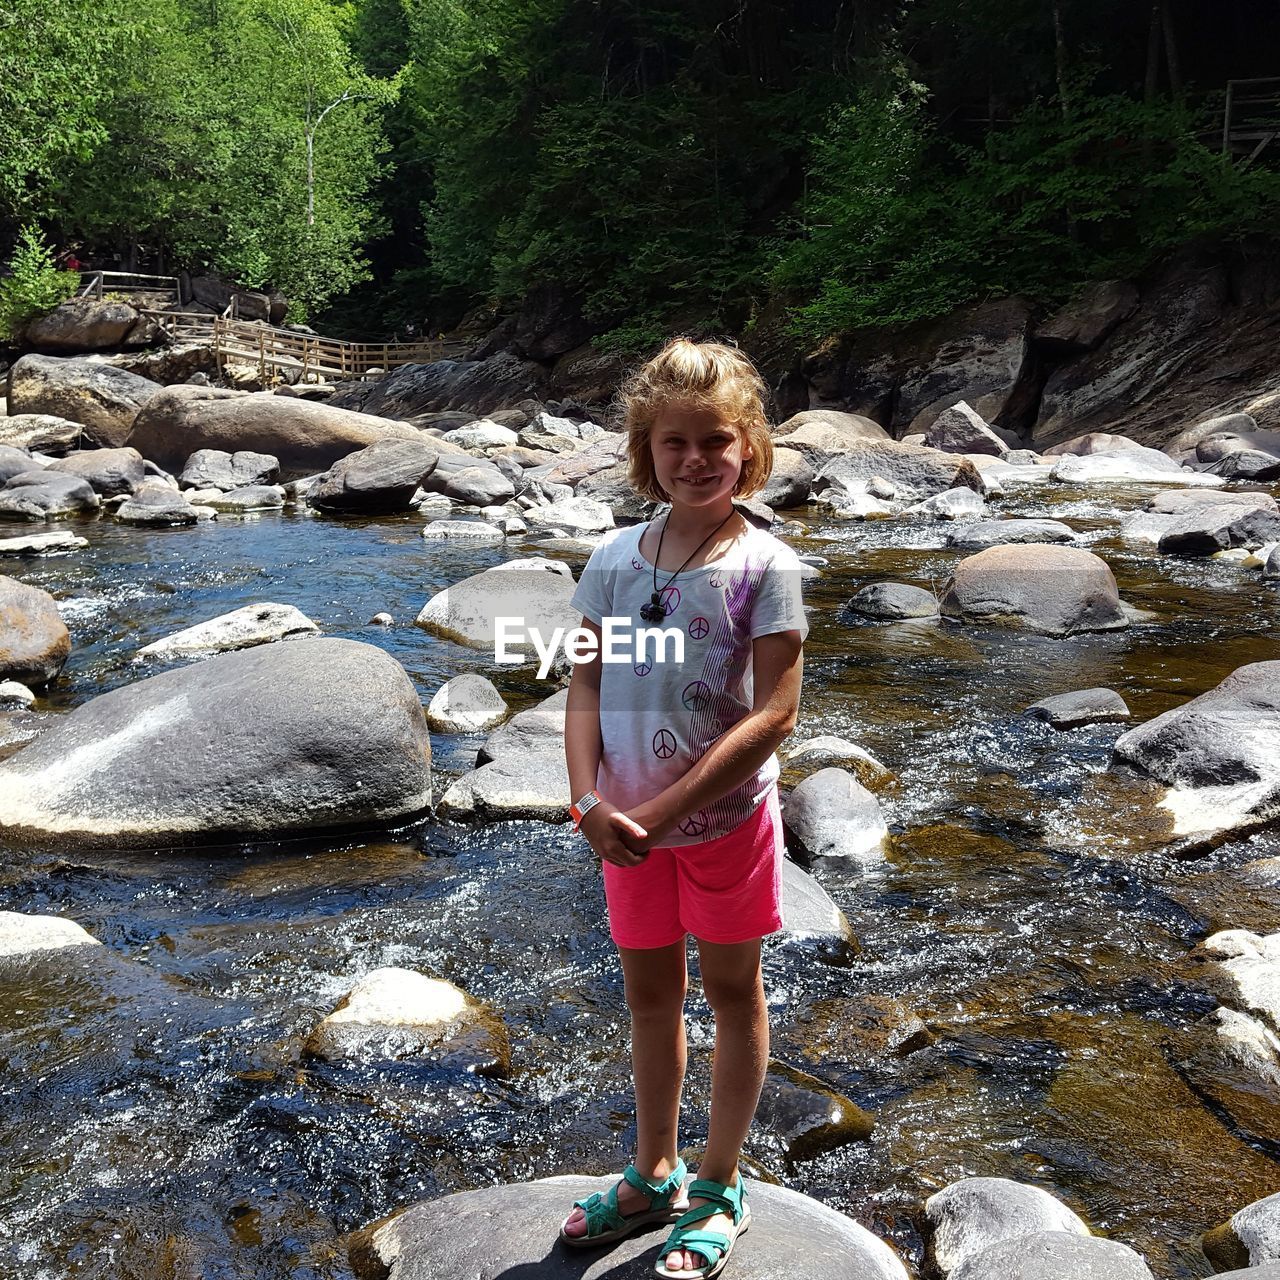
[1222,77,1280,166]
[79,271,182,305]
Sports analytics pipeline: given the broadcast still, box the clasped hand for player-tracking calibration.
[579,797,669,867]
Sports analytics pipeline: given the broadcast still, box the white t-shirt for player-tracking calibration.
[569,515,809,847]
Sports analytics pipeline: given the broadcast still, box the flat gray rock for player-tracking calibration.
[1147,489,1276,514]
[136,603,318,660]
[115,482,198,526]
[47,447,146,497]
[1050,450,1221,487]
[0,910,101,958]
[905,486,986,520]
[0,637,432,848]
[926,1178,1089,1276]
[179,448,280,491]
[1157,504,1280,555]
[946,519,1075,549]
[846,582,940,621]
[312,438,442,513]
[0,531,87,556]
[348,1177,909,1280]
[950,1231,1153,1280]
[815,439,984,503]
[0,469,100,520]
[1025,688,1130,729]
[204,485,285,513]
[0,413,83,454]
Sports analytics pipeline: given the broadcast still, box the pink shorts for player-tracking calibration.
[602,787,784,949]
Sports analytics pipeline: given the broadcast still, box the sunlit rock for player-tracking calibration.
[0,910,101,957]
[0,576,70,685]
[949,1231,1153,1280]
[782,768,889,862]
[136,603,318,661]
[1204,1188,1280,1271]
[427,673,508,733]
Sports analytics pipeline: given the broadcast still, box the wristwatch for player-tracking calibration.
[570,789,603,831]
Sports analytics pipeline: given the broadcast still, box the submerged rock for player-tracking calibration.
[756,1059,875,1162]
[136,603,319,660]
[0,638,432,848]
[779,735,894,790]
[941,545,1127,636]
[926,1177,1090,1277]
[1111,661,1280,844]
[782,768,889,861]
[1178,1006,1280,1150]
[0,576,70,685]
[347,1177,910,1280]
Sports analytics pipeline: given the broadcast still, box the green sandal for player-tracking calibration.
[559,1158,690,1248]
[654,1176,751,1279]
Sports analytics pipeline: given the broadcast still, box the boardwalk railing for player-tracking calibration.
[1222,77,1280,165]
[79,271,182,305]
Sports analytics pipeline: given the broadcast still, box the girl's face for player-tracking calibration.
[649,405,752,510]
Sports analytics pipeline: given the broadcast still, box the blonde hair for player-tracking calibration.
[618,337,773,504]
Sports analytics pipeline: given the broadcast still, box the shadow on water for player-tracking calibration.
[1,488,1279,1276]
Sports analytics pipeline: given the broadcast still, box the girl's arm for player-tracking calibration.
[615,629,804,848]
[564,616,648,866]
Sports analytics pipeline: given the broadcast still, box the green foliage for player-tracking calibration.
[0,224,78,340]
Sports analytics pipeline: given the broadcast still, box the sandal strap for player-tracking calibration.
[661,1225,730,1270]
[622,1157,687,1206]
[572,1184,625,1235]
[686,1177,747,1222]
[570,1158,688,1239]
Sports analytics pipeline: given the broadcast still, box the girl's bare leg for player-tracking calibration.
[661,937,767,1272]
[563,940,688,1236]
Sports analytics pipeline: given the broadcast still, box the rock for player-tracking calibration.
[518,411,605,453]
[203,485,284,513]
[1201,929,1280,1030]
[0,680,36,708]
[421,519,504,543]
[940,545,1127,636]
[814,439,985,503]
[1178,1006,1280,1149]
[778,859,855,946]
[426,673,508,732]
[127,385,420,477]
[1166,411,1261,462]
[6,354,162,448]
[521,496,615,534]
[305,966,508,1075]
[1112,662,1280,844]
[925,1177,1090,1277]
[311,438,442,514]
[1208,447,1280,481]
[369,612,393,626]
[762,447,814,509]
[438,749,570,822]
[1195,429,1280,463]
[771,411,892,468]
[416,559,580,654]
[0,638,432,848]
[0,531,87,556]
[779,735,894,790]
[1041,431,1149,457]
[47,446,146,497]
[946,519,1076,550]
[1034,279,1140,354]
[0,576,70,685]
[0,413,83,454]
[845,583,940,622]
[0,446,39,483]
[1118,511,1179,544]
[1050,449,1220,487]
[1204,1189,1280,1271]
[1025,688,1131,729]
[476,687,569,763]
[327,351,549,420]
[1157,504,1280,555]
[0,911,101,958]
[137,603,318,661]
[0,470,100,520]
[949,1231,1154,1280]
[439,419,520,452]
[347,1177,910,1280]
[114,481,198,526]
[179,448,280,491]
[756,1059,874,1162]
[1268,545,1280,580]
[1148,489,1276,515]
[904,487,985,520]
[25,296,142,352]
[923,400,1010,457]
[576,464,654,520]
[782,768,889,861]
[435,461,517,507]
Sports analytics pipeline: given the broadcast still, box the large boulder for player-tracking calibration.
[126,385,420,476]
[24,297,141,352]
[327,352,549,420]
[6,354,162,448]
[0,469,100,520]
[813,439,984,503]
[1157,504,1280,555]
[0,576,70,684]
[923,400,1011,457]
[940,545,1127,636]
[347,1178,910,1280]
[1041,431,1149,457]
[925,1178,1090,1277]
[1164,411,1259,462]
[771,411,892,467]
[179,449,280,491]
[1033,279,1139,354]
[0,413,83,454]
[782,768,889,861]
[948,1231,1153,1280]
[1049,449,1220,487]
[762,447,815,509]
[0,638,432,848]
[1147,489,1276,515]
[311,438,442,514]
[0,447,39,484]
[47,446,146,497]
[1111,661,1280,843]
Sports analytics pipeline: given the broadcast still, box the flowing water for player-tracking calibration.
[1,479,1279,1278]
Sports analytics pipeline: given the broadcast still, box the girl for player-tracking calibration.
[559,338,807,1278]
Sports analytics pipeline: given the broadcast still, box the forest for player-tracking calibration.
[4,0,1280,349]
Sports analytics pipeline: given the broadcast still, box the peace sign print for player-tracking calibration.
[708,571,724,589]
[631,555,645,571]
[688,615,710,640]
[652,728,677,759]
[658,585,681,615]
[633,660,652,677]
[682,680,712,712]
[679,811,709,837]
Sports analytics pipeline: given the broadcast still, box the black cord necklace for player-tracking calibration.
[639,508,737,623]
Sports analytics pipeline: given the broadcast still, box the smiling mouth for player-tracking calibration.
[677,475,718,486]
